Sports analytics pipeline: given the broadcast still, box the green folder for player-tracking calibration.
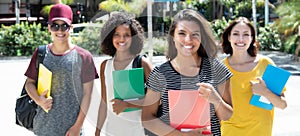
[112,68,145,112]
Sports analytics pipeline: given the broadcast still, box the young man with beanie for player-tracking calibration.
[24,3,99,136]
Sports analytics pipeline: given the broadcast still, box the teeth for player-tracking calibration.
[120,43,125,46]
[184,46,192,49]
[56,34,64,37]
[236,44,245,47]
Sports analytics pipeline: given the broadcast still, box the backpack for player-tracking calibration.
[15,45,46,131]
[132,54,147,83]
[132,54,145,69]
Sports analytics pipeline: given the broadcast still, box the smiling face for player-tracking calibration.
[48,20,72,43]
[173,20,201,57]
[228,22,253,53]
[112,24,132,52]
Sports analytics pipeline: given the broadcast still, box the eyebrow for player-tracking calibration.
[232,30,250,33]
[178,29,200,33]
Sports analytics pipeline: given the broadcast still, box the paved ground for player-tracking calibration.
[259,51,300,76]
[0,51,299,135]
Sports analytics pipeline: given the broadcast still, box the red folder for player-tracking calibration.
[168,90,211,132]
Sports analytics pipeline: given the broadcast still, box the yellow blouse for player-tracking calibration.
[221,55,278,136]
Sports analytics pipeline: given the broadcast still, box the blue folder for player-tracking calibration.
[249,64,291,110]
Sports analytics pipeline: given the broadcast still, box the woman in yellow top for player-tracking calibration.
[220,17,287,136]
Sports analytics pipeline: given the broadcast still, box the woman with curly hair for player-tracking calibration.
[95,12,152,136]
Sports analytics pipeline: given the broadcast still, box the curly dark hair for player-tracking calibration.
[167,9,217,60]
[221,17,258,56]
[100,12,144,56]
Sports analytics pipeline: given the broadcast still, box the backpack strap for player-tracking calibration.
[132,54,146,68]
[35,45,46,82]
[132,54,148,95]
[21,45,47,95]
[36,45,47,70]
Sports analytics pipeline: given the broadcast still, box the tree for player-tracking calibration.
[40,0,74,20]
[274,0,300,61]
[187,0,235,21]
[99,0,147,17]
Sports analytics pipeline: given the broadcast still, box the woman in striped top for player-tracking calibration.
[142,9,233,136]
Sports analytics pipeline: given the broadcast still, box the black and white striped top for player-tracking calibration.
[146,57,232,136]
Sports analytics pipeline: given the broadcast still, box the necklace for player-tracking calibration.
[228,57,259,72]
[228,57,255,66]
[113,55,135,70]
[172,58,200,76]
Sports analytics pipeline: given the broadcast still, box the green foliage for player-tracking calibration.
[274,0,300,54]
[0,22,51,56]
[100,0,126,12]
[211,17,230,41]
[283,35,300,53]
[71,23,103,55]
[99,0,147,16]
[41,5,53,16]
[143,37,167,56]
[258,24,282,51]
[41,0,74,17]
[233,1,264,19]
[61,0,74,4]
[275,0,300,35]
[232,0,273,26]
[187,0,235,21]
[188,0,214,21]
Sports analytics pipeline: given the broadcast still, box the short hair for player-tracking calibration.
[166,9,217,60]
[221,17,258,56]
[100,12,144,56]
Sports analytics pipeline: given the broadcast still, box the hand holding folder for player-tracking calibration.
[112,68,145,112]
[37,64,52,112]
[168,90,211,133]
[250,64,291,110]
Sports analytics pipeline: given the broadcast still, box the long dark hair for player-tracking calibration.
[221,17,258,56]
[167,9,217,60]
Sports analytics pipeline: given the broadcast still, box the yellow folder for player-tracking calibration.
[37,64,52,112]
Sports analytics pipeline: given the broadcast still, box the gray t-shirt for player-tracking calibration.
[25,45,98,136]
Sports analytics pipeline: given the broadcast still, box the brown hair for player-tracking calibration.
[100,12,144,56]
[221,17,258,56]
[166,9,217,60]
